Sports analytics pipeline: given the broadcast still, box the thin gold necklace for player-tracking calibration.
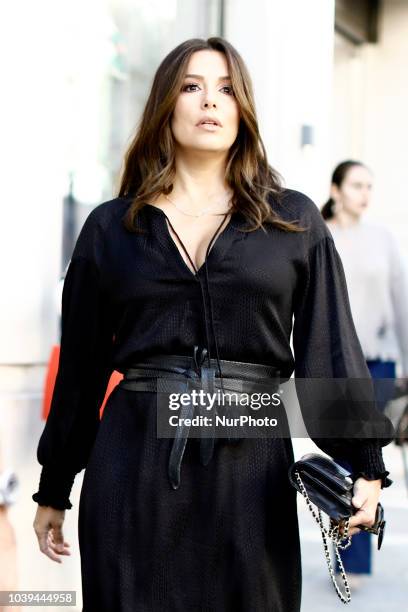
[164,193,232,218]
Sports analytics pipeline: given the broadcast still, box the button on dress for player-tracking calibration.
[32,189,393,612]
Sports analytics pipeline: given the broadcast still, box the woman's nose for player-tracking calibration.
[203,97,217,109]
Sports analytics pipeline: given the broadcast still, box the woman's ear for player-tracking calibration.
[330,184,340,203]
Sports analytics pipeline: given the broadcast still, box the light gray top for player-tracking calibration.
[327,219,408,375]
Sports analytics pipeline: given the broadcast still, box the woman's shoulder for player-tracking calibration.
[86,196,132,232]
[72,197,132,259]
[361,219,395,240]
[270,187,323,220]
[269,187,331,244]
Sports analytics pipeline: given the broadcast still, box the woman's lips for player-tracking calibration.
[196,123,221,131]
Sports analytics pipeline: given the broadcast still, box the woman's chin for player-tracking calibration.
[180,142,229,156]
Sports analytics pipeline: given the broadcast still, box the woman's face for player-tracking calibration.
[332,165,373,218]
[171,50,240,156]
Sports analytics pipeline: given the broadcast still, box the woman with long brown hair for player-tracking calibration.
[32,38,393,611]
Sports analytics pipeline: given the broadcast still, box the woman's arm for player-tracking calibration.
[32,209,115,511]
[292,198,394,491]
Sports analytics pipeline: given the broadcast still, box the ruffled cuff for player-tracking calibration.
[32,465,77,510]
[351,469,393,489]
[348,443,393,489]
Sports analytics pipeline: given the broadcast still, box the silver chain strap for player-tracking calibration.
[294,470,353,604]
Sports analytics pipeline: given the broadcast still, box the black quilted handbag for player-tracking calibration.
[288,453,386,604]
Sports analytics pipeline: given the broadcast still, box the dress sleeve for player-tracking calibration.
[32,211,114,510]
[292,233,395,489]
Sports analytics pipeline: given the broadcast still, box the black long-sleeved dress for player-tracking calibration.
[32,189,394,612]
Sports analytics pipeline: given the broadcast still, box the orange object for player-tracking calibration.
[42,345,61,420]
[42,345,123,420]
[99,370,124,418]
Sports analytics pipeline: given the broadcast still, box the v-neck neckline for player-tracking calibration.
[144,203,239,279]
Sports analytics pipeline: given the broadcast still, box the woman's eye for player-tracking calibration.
[182,83,234,95]
[182,83,200,92]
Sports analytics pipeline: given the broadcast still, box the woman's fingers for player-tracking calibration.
[39,537,71,563]
[350,506,376,529]
[37,529,63,563]
[47,532,71,556]
[336,504,378,538]
[50,525,71,555]
[346,526,361,537]
[336,520,361,538]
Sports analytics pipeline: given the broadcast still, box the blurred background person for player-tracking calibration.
[0,443,20,612]
[321,159,408,589]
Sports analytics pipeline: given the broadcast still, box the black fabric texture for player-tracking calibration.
[32,188,394,611]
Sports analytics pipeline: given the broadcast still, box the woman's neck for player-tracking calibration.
[329,210,363,229]
[170,150,232,210]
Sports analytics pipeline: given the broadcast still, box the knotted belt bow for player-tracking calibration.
[119,345,280,490]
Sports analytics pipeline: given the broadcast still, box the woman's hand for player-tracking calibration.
[33,505,71,563]
[339,477,382,537]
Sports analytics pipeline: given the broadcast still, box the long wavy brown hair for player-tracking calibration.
[117,37,303,234]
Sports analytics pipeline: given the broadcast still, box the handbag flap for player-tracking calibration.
[300,472,352,507]
[297,453,353,491]
[288,453,354,521]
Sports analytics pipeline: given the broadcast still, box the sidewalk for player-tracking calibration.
[293,438,408,611]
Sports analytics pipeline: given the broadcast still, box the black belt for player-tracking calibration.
[118,345,280,490]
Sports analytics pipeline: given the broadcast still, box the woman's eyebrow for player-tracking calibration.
[184,73,231,81]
